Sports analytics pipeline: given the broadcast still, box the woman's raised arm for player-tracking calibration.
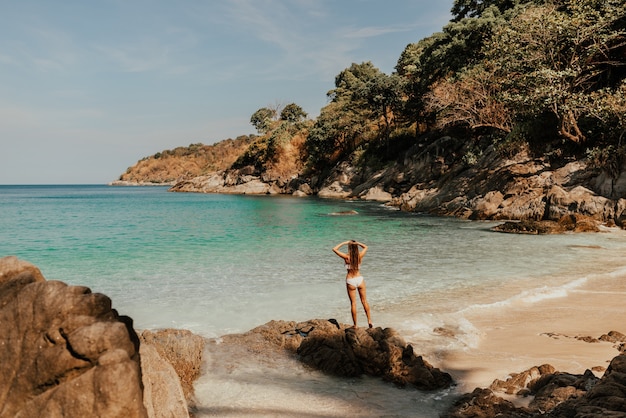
[333,241,350,258]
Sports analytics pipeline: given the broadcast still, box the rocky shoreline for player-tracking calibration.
[109,180,176,187]
[163,138,626,233]
[444,345,626,417]
[4,256,626,417]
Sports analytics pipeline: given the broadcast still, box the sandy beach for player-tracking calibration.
[194,278,626,417]
[438,274,626,395]
[192,245,626,417]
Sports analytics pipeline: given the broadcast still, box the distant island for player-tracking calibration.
[114,1,626,232]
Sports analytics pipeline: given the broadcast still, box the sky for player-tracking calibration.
[1,1,454,184]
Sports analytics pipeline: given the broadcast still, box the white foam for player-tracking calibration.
[397,313,483,351]
[460,277,588,314]
[194,340,456,417]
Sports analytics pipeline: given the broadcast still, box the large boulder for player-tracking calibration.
[139,344,188,418]
[444,388,530,418]
[0,256,197,418]
[361,186,393,202]
[214,319,452,390]
[0,256,147,418]
[218,319,452,391]
[299,325,453,390]
[317,162,356,198]
[547,354,626,417]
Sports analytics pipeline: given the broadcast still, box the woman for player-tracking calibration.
[332,240,372,328]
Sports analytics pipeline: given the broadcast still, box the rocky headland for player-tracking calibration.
[167,136,626,234]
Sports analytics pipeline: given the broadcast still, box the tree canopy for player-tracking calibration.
[252,1,626,178]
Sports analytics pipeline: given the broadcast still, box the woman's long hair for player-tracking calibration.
[348,241,360,269]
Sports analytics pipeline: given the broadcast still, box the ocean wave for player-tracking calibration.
[460,277,589,314]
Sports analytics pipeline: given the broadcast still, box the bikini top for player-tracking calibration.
[345,262,360,270]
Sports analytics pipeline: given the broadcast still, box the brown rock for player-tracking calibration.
[362,185,393,202]
[443,388,531,418]
[296,321,453,390]
[492,220,564,234]
[140,329,205,404]
[0,256,147,418]
[218,319,452,391]
[584,355,626,411]
[472,191,504,219]
[557,213,601,232]
[600,331,626,344]
[139,344,189,418]
[490,364,556,395]
[529,369,597,412]
[0,255,46,284]
[446,354,626,418]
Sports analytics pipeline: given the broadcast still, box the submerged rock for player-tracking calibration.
[492,214,600,234]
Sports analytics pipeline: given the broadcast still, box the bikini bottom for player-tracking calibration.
[346,276,364,288]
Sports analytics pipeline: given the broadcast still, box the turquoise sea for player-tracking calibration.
[3,185,626,416]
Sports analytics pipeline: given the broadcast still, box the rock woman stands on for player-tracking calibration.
[332,240,373,328]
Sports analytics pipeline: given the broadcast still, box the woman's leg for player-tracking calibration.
[347,284,358,327]
[357,284,372,328]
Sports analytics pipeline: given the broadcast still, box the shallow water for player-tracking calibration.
[3,185,626,416]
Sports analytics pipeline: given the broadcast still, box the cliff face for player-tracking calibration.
[323,136,626,225]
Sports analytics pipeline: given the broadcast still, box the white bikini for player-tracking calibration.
[345,262,364,288]
[346,276,364,288]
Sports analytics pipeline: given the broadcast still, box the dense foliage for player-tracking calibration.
[127,1,626,185]
[299,0,626,175]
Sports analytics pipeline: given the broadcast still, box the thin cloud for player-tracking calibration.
[214,0,366,80]
[95,43,170,73]
[13,24,79,73]
[342,24,415,39]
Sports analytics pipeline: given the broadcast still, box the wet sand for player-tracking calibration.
[438,276,626,394]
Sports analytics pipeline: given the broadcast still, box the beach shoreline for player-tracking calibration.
[193,276,626,417]
[434,274,626,397]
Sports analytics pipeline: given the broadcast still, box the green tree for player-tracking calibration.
[357,72,406,146]
[396,5,511,130]
[250,107,276,134]
[305,62,384,170]
[280,103,307,123]
[451,0,540,21]
[486,0,626,143]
